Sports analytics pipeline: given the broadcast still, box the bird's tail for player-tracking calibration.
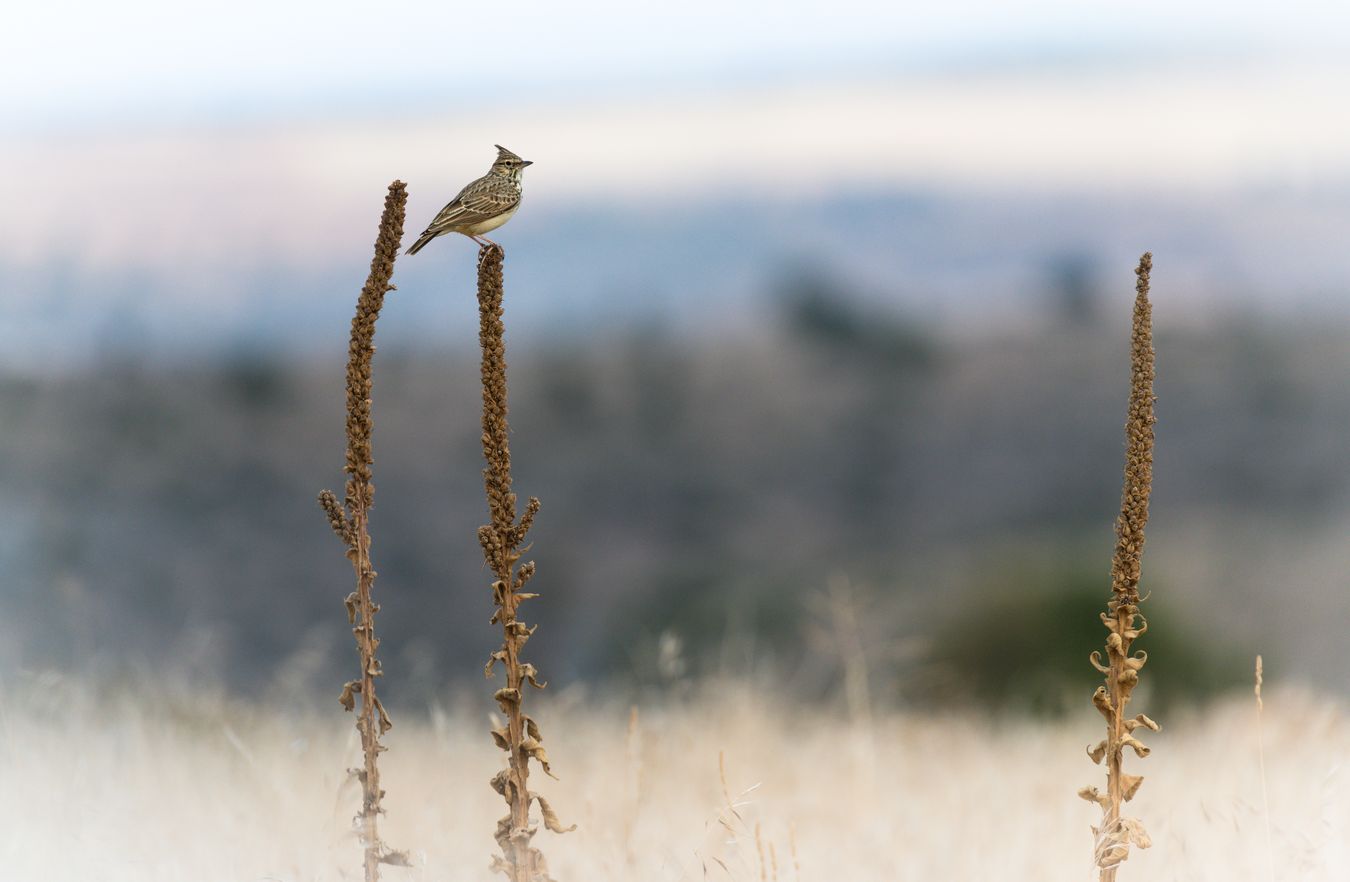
[406,230,436,255]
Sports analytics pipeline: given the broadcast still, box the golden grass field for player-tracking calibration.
[3,235,1332,882]
[4,677,1345,882]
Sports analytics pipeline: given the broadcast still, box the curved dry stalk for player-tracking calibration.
[1079,252,1159,880]
[475,244,573,882]
[317,180,410,881]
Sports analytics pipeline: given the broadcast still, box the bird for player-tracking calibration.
[406,145,532,254]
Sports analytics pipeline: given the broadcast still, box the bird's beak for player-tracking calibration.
[521,160,534,167]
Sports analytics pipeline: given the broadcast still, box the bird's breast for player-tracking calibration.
[463,205,518,235]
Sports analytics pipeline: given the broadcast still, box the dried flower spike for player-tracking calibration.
[475,243,571,882]
[1081,253,1159,880]
[316,180,407,882]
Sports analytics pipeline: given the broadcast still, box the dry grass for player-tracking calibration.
[25,232,1315,882]
[3,679,1346,882]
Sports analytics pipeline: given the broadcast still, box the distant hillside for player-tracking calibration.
[3,294,1347,702]
[6,187,1350,373]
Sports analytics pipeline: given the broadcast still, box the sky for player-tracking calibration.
[5,1,1350,131]
[5,1,1350,366]
[6,50,1350,270]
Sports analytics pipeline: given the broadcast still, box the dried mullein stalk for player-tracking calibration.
[475,244,573,882]
[317,181,410,882]
[1079,252,1159,879]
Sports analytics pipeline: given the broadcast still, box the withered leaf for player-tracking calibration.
[532,792,576,834]
[1125,713,1160,733]
[1077,786,1109,808]
[490,769,515,800]
[373,696,393,734]
[521,663,547,689]
[1121,734,1151,758]
[1120,816,1152,849]
[1092,686,1113,719]
[520,737,558,778]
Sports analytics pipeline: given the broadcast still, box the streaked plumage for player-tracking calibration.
[406,145,532,254]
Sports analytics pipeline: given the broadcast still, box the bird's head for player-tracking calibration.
[490,145,533,179]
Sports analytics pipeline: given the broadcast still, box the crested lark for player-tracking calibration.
[406,145,532,254]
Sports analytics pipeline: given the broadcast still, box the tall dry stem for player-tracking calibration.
[1079,252,1159,880]
[1255,656,1275,882]
[317,180,410,881]
[475,244,572,881]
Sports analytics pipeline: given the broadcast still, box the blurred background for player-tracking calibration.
[3,1,1349,713]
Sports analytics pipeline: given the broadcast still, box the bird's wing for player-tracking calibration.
[422,177,520,233]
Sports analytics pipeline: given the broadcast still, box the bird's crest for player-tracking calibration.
[492,145,531,170]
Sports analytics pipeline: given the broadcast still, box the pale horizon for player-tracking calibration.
[5,54,1350,269]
